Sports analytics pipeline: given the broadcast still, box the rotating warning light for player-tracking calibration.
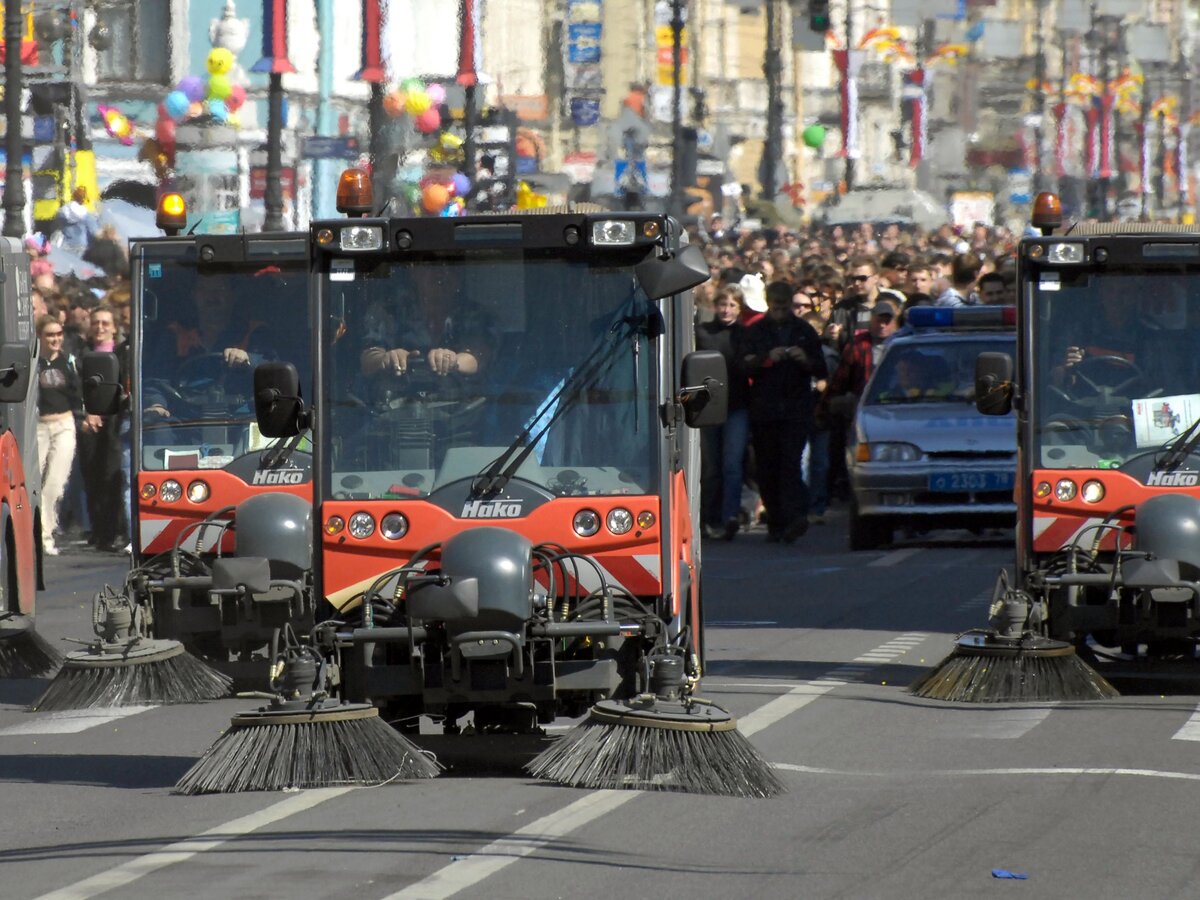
[336,168,373,217]
[157,193,187,233]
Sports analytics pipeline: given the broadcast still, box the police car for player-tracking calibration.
[848,306,1017,550]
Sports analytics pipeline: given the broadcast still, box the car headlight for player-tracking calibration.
[606,508,633,535]
[347,512,375,539]
[573,509,601,537]
[159,479,182,503]
[380,512,409,540]
[591,220,635,245]
[860,442,922,463]
[1046,242,1085,263]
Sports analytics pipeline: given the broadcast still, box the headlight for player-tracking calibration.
[140,483,157,500]
[339,225,383,251]
[380,512,409,540]
[159,480,182,503]
[636,510,656,529]
[1055,479,1078,501]
[573,509,601,537]
[591,220,635,245]
[348,512,375,539]
[1081,480,1105,503]
[1046,242,1085,263]
[861,442,922,463]
[606,508,633,535]
[324,515,345,535]
[187,480,210,503]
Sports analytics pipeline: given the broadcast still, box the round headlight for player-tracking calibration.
[348,512,375,539]
[324,515,345,535]
[573,509,601,537]
[1081,480,1105,504]
[381,512,409,540]
[159,480,182,503]
[1035,481,1052,499]
[1054,479,1078,501]
[636,510,656,529]
[607,507,633,535]
[140,482,157,500]
[187,480,210,503]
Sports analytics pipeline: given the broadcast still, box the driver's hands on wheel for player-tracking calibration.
[428,347,460,376]
[223,347,251,367]
[361,347,410,376]
[1064,346,1084,368]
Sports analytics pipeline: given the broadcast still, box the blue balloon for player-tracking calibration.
[165,90,190,121]
[208,99,229,122]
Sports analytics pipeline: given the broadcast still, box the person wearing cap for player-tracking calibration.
[825,298,900,415]
[737,280,828,544]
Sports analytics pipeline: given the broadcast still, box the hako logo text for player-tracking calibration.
[1146,471,1200,487]
[461,498,524,518]
[251,468,305,486]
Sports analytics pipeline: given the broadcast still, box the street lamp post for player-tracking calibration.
[1032,6,1047,194]
[759,0,783,202]
[3,2,26,237]
[264,72,285,231]
[668,0,685,218]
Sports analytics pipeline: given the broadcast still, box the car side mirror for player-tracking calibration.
[80,350,122,415]
[254,362,308,437]
[975,351,1014,416]
[0,343,30,403]
[679,350,728,428]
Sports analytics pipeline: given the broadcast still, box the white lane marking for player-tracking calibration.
[954,589,992,615]
[33,787,353,900]
[707,621,779,627]
[382,791,637,900]
[775,763,1200,783]
[869,548,922,567]
[0,706,156,735]
[1172,705,1200,741]
[931,706,1055,740]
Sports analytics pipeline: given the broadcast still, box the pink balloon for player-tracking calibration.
[415,107,441,134]
[226,84,247,112]
[426,83,446,104]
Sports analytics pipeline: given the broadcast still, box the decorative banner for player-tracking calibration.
[1086,100,1099,178]
[355,0,385,83]
[1179,123,1190,207]
[567,22,602,63]
[457,0,481,87]
[1054,102,1068,178]
[252,0,296,74]
[902,68,927,167]
[569,97,600,126]
[833,50,864,160]
[1100,91,1114,179]
[1138,121,1151,198]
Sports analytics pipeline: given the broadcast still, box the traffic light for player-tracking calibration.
[809,0,830,32]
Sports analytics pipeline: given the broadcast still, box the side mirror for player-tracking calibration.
[679,350,728,428]
[0,343,30,403]
[975,352,1014,416]
[635,243,710,301]
[80,350,121,415]
[254,362,307,437]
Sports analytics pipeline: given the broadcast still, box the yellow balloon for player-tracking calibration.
[207,47,234,76]
[207,73,232,101]
[227,112,241,128]
[405,91,431,116]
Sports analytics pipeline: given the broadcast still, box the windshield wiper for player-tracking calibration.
[1154,415,1200,471]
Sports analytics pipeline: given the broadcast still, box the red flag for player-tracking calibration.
[355,0,385,83]
[457,0,480,86]
[251,0,296,74]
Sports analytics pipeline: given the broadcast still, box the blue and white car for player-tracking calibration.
[848,306,1017,550]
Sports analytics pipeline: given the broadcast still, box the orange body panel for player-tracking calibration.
[1030,467,1142,553]
[0,431,37,615]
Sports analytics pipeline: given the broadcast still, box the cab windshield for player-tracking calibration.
[320,251,659,500]
[135,249,310,471]
[1032,271,1200,470]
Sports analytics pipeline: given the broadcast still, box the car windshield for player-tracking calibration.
[135,249,310,471]
[865,337,1012,405]
[1032,271,1200,469]
[320,250,659,500]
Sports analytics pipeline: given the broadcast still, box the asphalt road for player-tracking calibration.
[5,516,1200,899]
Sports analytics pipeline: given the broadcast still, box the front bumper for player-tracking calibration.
[851,461,1016,521]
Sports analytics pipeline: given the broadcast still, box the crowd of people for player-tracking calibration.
[32,189,133,557]
[690,215,1019,543]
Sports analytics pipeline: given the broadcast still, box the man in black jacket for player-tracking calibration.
[738,280,827,543]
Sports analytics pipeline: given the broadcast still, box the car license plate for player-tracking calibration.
[928,472,1014,492]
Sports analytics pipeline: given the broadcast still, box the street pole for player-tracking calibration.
[668,0,684,218]
[263,72,285,231]
[3,2,26,238]
[1032,6,1046,194]
[760,0,782,202]
[844,0,855,190]
[368,81,384,209]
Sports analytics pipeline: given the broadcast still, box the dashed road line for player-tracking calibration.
[869,548,923,567]
[1172,705,1200,741]
[774,763,1200,783]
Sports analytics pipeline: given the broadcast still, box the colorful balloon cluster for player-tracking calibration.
[383,78,446,135]
[418,171,472,216]
[161,48,247,130]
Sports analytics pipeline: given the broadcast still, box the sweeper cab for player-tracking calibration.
[0,238,52,677]
[78,193,315,683]
[250,169,727,736]
[976,192,1200,659]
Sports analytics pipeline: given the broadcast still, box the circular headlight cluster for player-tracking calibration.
[159,480,182,503]
[1081,480,1106,504]
[324,515,345,535]
[1054,479,1078,501]
[187,480,210,503]
[348,512,375,539]
[381,512,409,540]
[573,509,601,537]
[607,508,633,535]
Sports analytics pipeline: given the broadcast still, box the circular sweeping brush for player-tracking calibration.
[0,613,61,678]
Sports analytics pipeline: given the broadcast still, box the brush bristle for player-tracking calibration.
[0,630,62,678]
[30,650,232,711]
[909,646,1119,702]
[526,719,786,798]
[173,714,443,795]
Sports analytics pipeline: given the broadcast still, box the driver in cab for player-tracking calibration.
[1053,284,1165,395]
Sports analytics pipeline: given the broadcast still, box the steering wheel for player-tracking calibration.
[175,352,252,400]
[1050,354,1153,408]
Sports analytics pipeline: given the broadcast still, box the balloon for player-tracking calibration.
[451,172,470,196]
[401,77,424,94]
[426,83,446,104]
[208,99,229,122]
[178,75,206,103]
[403,183,421,206]
[802,124,826,149]
[98,104,134,145]
[206,47,234,76]
[155,116,176,145]
[415,107,441,134]
[188,101,205,119]
[422,183,450,214]
[226,84,246,112]
[406,91,431,116]
[383,90,406,118]
[227,112,241,128]
[207,73,232,101]
[165,90,190,120]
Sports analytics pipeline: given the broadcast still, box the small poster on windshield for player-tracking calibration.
[1133,394,1200,448]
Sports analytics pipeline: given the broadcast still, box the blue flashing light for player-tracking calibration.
[907,305,1015,329]
[906,307,955,328]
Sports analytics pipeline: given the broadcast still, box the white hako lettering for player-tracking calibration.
[1147,471,1200,487]
[460,499,524,518]
[251,469,305,486]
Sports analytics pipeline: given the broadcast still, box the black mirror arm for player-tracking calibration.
[678,376,719,405]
